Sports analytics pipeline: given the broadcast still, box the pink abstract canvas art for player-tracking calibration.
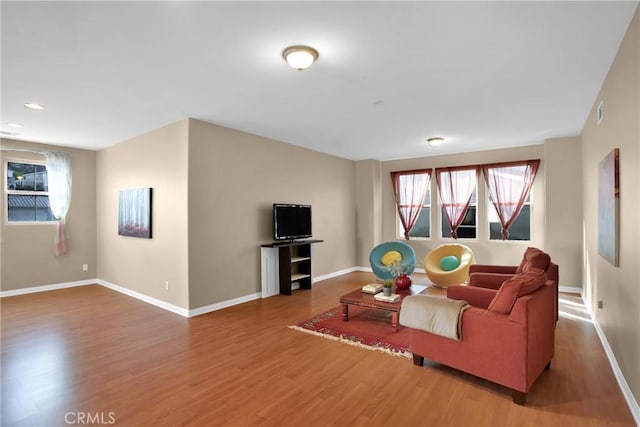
[597,149,619,266]
[118,188,152,239]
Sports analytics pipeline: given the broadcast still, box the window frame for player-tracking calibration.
[397,185,431,240]
[487,190,532,242]
[435,165,479,240]
[440,189,478,240]
[4,157,56,225]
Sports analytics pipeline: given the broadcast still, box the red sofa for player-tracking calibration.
[405,271,556,405]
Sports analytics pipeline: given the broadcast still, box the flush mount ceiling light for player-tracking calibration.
[427,137,445,147]
[24,102,44,110]
[282,45,319,70]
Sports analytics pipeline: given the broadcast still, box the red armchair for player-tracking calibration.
[468,247,559,322]
[405,271,555,405]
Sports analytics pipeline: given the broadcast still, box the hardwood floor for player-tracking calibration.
[1,272,635,426]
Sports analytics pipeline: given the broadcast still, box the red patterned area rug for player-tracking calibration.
[289,305,411,358]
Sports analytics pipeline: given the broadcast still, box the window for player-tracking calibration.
[5,160,55,222]
[390,169,431,240]
[482,160,539,241]
[442,190,477,239]
[489,193,531,240]
[436,166,479,239]
[399,186,431,238]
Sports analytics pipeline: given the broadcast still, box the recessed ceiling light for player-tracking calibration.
[282,45,319,70]
[427,137,445,147]
[7,123,23,128]
[24,102,44,110]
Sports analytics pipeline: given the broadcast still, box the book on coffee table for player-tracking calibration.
[374,293,401,303]
[362,283,383,294]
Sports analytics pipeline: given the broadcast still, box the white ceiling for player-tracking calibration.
[1,1,637,161]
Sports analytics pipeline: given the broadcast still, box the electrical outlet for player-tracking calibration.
[82,264,88,272]
[598,300,603,309]
[165,281,169,291]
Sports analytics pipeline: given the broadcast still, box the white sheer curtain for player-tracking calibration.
[45,152,72,255]
[391,169,431,239]
[483,160,539,240]
[436,166,479,239]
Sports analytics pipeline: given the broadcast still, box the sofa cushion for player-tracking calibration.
[381,250,402,267]
[439,255,460,271]
[515,247,551,274]
[488,269,547,314]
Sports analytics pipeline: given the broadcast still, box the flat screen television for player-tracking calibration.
[273,204,312,241]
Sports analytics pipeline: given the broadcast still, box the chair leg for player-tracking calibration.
[412,354,424,366]
[512,390,526,405]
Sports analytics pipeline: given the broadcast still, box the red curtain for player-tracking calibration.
[390,169,431,240]
[482,159,540,240]
[436,166,479,239]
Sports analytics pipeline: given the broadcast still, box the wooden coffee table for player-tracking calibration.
[339,285,428,333]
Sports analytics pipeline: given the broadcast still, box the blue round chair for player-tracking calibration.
[369,241,416,281]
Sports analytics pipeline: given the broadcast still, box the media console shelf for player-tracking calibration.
[260,239,323,297]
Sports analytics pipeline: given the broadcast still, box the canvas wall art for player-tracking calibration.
[597,149,619,266]
[118,188,152,239]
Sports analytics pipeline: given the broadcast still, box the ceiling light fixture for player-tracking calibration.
[282,45,319,70]
[427,137,445,147]
[24,102,44,110]
[7,123,23,128]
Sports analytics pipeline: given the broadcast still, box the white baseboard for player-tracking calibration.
[559,285,583,294]
[97,279,191,317]
[188,292,261,317]
[0,279,96,298]
[354,266,425,275]
[98,280,262,318]
[585,302,640,425]
[314,267,361,283]
[313,266,428,282]
[1,277,264,319]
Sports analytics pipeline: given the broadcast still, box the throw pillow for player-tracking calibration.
[515,247,551,274]
[516,268,548,297]
[487,279,521,314]
[488,268,547,314]
[439,255,460,271]
[381,250,402,267]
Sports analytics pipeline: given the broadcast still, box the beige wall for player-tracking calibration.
[92,117,356,311]
[0,139,97,290]
[187,119,356,309]
[376,145,556,273]
[355,159,383,266]
[96,120,190,309]
[581,7,639,405]
[356,143,585,287]
[544,137,583,287]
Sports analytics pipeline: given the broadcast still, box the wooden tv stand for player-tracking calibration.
[260,239,323,296]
